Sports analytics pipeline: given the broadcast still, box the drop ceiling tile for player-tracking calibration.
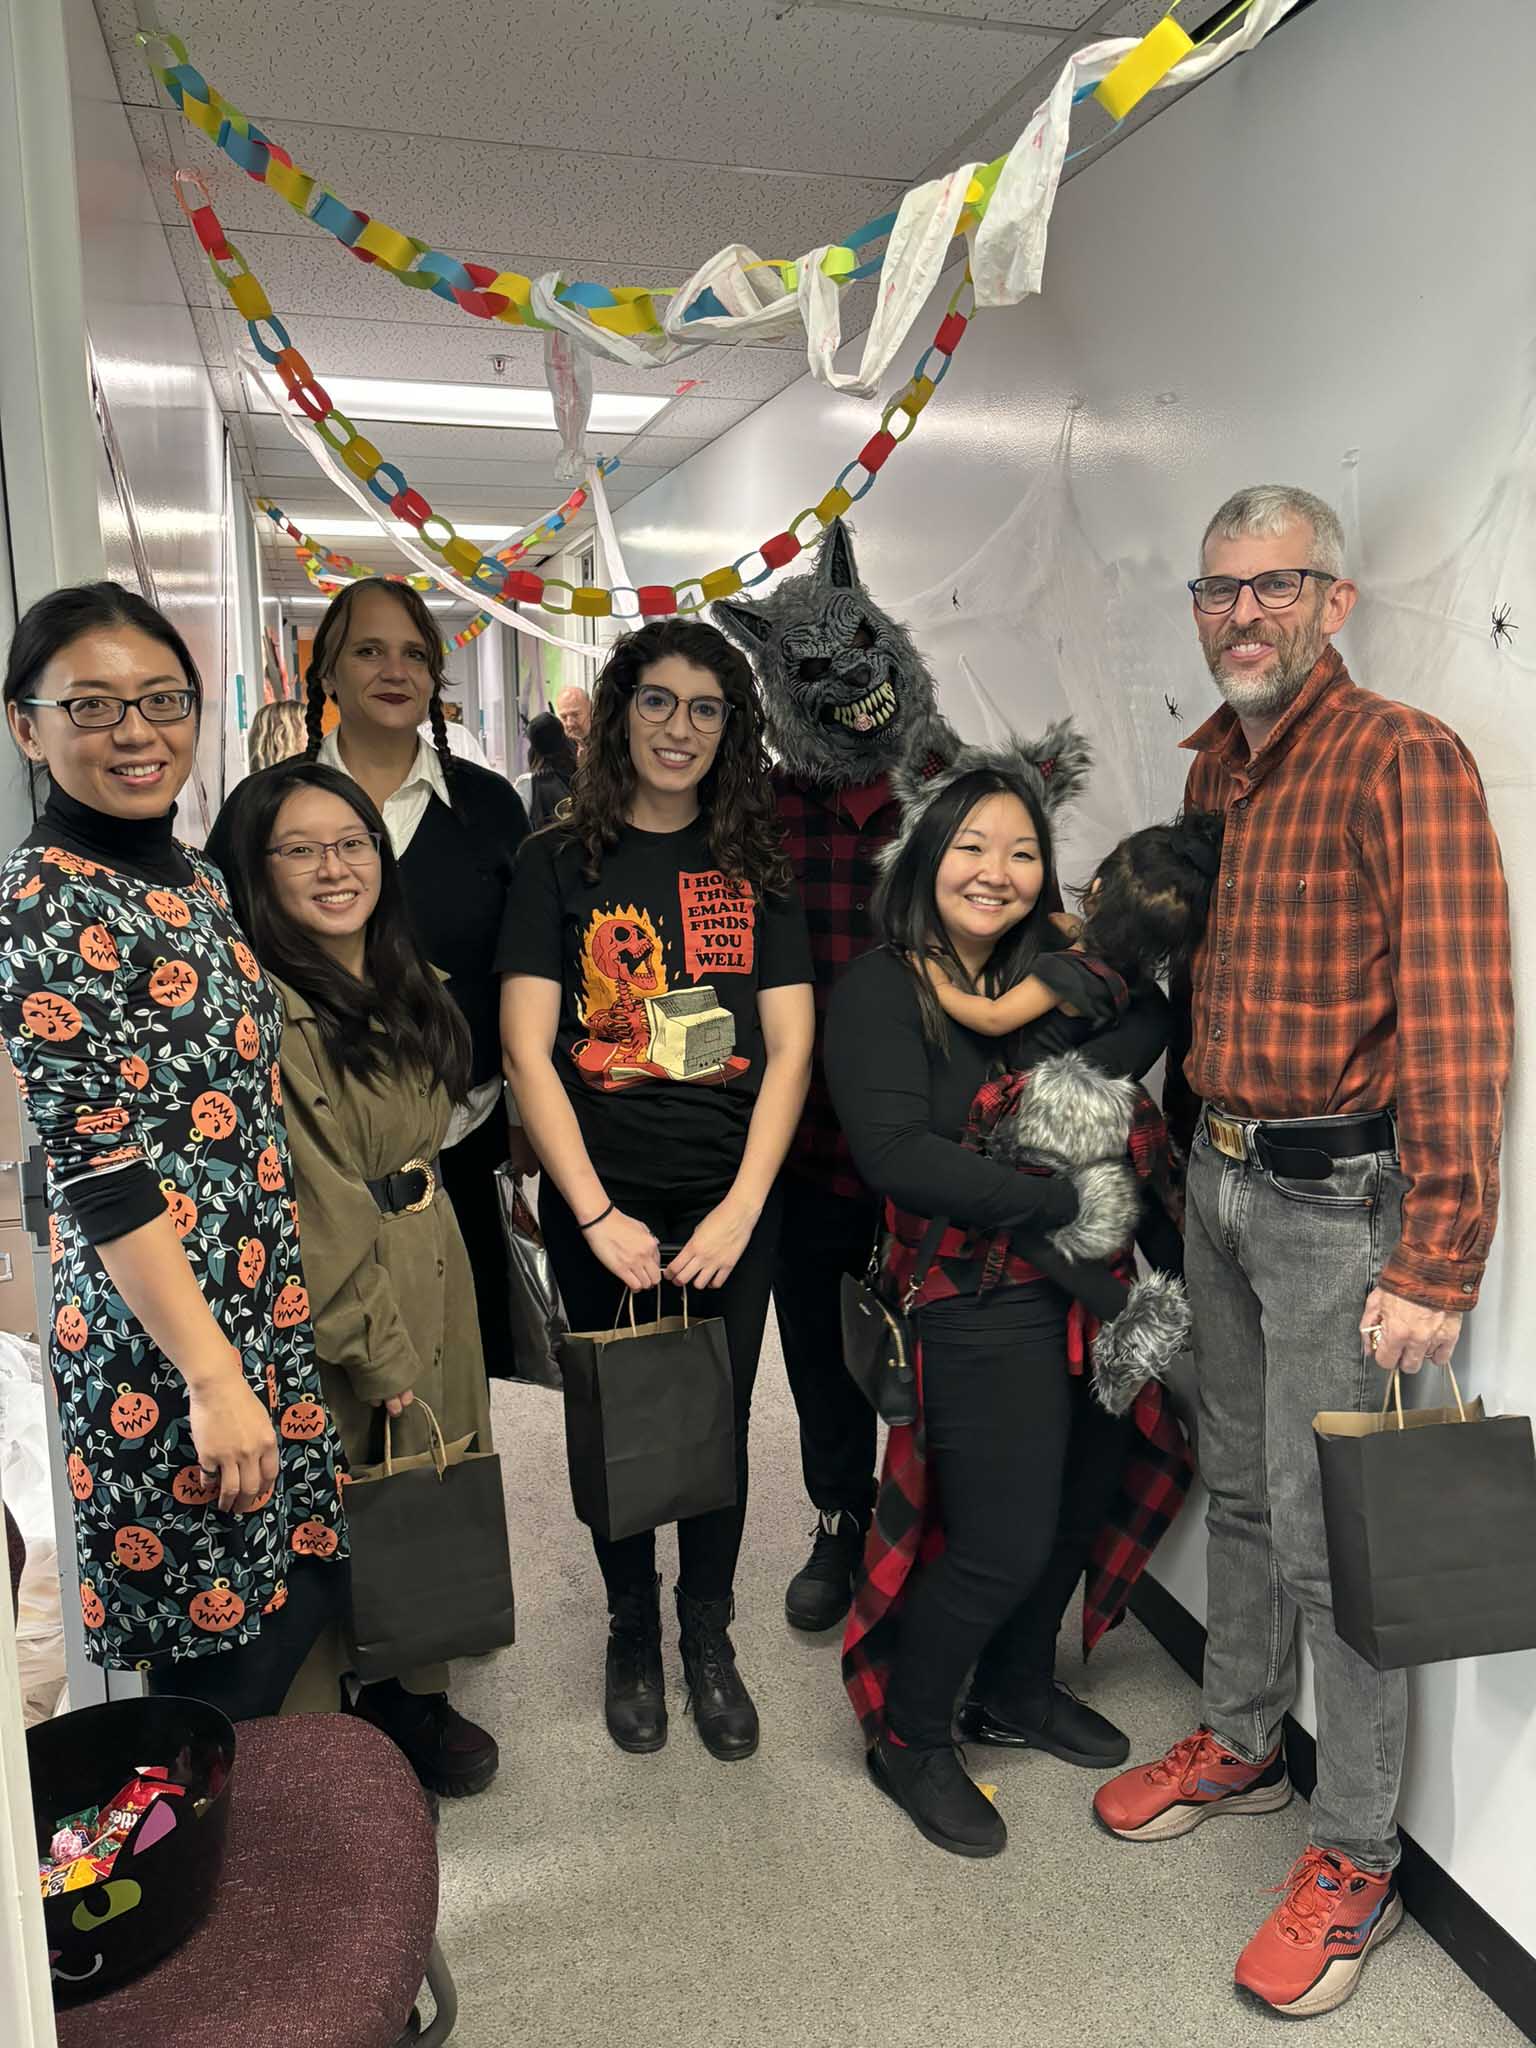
[106,0,1060,181]
[241,415,716,469]
[861,0,1117,25]
[250,443,670,492]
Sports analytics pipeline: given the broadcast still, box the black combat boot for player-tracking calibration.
[605,1573,667,1753]
[676,1589,759,1761]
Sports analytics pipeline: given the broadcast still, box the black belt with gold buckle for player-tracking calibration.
[1205,1109,1396,1181]
[366,1155,438,1214]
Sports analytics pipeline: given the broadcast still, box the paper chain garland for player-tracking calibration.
[181,173,973,621]
[256,470,617,646]
[138,7,1278,370]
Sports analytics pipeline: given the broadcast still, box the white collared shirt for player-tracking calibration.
[315,728,507,1146]
[316,730,448,859]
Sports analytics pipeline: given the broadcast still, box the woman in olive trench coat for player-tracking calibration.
[207,760,503,1798]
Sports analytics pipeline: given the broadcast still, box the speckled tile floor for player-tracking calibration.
[430,1326,1524,2048]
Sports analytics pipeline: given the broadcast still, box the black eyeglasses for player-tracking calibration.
[631,683,731,734]
[18,689,196,730]
[1188,570,1336,616]
[266,832,382,875]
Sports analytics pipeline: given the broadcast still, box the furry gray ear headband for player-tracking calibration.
[878,718,1094,874]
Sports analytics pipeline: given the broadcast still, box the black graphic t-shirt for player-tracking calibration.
[500,821,814,1198]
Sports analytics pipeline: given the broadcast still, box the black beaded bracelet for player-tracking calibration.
[577,1201,614,1232]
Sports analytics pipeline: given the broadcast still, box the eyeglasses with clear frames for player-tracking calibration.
[630,684,731,733]
[18,689,196,729]
[1187,569,1337,615]
[266,832,383,875]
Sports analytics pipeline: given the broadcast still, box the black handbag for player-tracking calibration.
[839,1217,947,1428]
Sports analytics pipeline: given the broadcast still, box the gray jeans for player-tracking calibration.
[1187,1123,1409,1872]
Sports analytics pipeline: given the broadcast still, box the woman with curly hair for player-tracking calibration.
[299,579,530,1379]
[501,618,814,1763]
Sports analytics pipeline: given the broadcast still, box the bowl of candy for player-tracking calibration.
[28,1694,236,2002]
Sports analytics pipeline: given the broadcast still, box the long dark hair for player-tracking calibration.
[206,761,472,1102]
[303,578,454,796]
[3,582,203,811]
[561,619,791,892]
[1076,809,1225,981]
[873,767,1058,1047]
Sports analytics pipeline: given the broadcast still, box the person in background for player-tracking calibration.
[1095,485,1514,2020]
[425,700,492,769]
[208,761,501,1799]
[246,697,307,774]
[0,583,346,1714]
[286,577,534,1378]
[502,620,813,1764]
[525,709,578,828]
[555,682,592,755]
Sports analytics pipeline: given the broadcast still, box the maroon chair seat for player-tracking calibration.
[54,1713,449,2048]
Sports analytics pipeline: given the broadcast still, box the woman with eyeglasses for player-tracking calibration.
[502,619,814,1762]
[302,577,531,1380]
[0,583,346,1713]
[206,760,500,1797]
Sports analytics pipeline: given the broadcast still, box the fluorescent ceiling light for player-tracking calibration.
[243,369,665,433]
[262,517,527,542]
[284,594,460,612]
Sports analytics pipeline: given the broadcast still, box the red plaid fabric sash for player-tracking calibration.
[841,1067,1194,1745]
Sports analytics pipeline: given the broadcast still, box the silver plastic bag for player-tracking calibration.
[494,1165,565,1389]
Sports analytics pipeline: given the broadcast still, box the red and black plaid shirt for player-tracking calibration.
[773,769,904,1200]
[841,1071,1194,1744]
[1179,649,1513,1311]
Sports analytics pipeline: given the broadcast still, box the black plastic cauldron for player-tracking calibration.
[28,1693,236,2004]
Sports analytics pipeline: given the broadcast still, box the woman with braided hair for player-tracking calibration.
[294,578,531,1375]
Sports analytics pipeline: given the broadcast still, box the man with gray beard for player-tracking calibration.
[1093,486,1513,2019]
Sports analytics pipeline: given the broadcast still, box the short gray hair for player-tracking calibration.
[1201,485,1346,577]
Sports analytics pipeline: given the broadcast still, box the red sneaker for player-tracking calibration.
[1235,1846,1403,2018]
[1093,1727,1291,1842]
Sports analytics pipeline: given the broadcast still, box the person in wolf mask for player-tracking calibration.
[714,521,1169,1631]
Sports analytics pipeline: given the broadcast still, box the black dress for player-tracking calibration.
[394,759,529,1375]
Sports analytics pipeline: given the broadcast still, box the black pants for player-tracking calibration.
[886,1289,1132,1748]
[540,1179,782,1605]
[439,1104,515,1377]
[772,1175,881,1522]
[146,1559,346,1721]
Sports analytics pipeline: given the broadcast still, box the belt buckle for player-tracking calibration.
[400,1157,436,1213]
[1207,1112,1248,1163]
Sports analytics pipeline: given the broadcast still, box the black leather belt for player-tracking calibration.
[1205,1108,1396,1181]
[366,1156,438,1214]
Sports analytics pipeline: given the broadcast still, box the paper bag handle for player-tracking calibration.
[1379,1362,1468,1428]
[608,1282,690,1340]
[382,1397,447,1477]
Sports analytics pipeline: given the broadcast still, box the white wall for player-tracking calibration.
[63,0,234,841]
[617,0,1536,1954]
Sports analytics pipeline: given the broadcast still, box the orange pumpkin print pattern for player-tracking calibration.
[79,924,120,971]
[22,990,82,1042]
[191,1089,238,1141]
[189,1582,246,1633]
[2,838,343,1663]
[113,1525,165,1571]
[149,958,198,1006]
[55,1301,88,1353]
[109,1385,159,1439]
[145,889,191,928]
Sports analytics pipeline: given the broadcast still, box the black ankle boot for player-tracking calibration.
[605,1574,666,1753]
[868,1733,1006,1858]
[956,1679,1130,1769]
[784,1508,867,1632]
[350,1678,499,1797]
[676,1589,759,1761]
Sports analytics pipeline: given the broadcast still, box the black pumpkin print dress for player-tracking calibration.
[0,791,346,1670]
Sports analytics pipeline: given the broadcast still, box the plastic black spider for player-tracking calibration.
[1164,692,1182,719]
[1491,604,1517,648]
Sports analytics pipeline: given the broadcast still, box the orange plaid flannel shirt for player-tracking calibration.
[1179,648,1513,1312]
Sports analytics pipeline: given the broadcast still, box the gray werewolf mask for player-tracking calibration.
[712,520,952,790]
